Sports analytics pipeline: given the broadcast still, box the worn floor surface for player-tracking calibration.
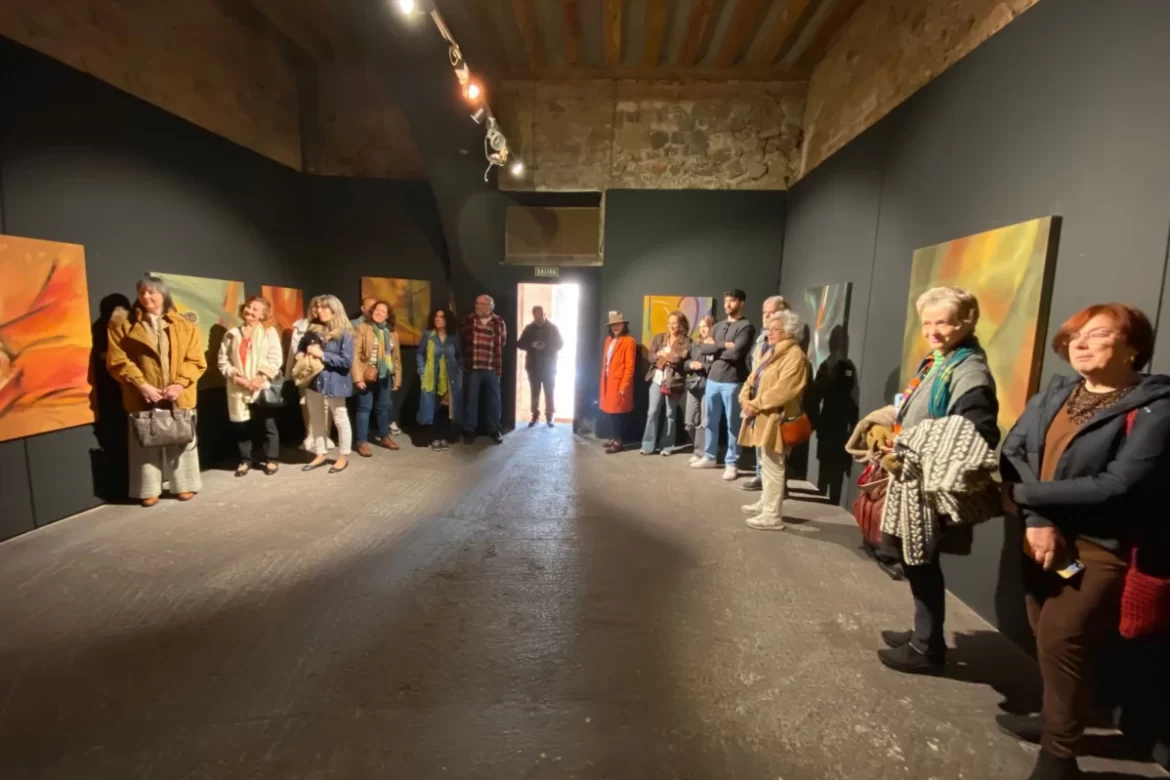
[0,427,1165,780]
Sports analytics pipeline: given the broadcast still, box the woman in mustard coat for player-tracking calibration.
[598,311,637,453]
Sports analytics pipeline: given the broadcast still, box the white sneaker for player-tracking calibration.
[690,458,718,470]
[746,516,786,530]
[741,503,762,515]
[723,465,739,481]
[688,453,703,464]
[389,423,402,435]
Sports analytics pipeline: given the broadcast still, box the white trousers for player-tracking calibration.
[757,446,788,523]
[305,389,352,456]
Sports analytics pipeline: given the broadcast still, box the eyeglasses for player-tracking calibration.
[1068,328,1117,346]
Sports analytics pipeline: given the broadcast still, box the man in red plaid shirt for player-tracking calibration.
[459,294,507,444]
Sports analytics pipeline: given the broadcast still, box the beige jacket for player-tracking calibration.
[217,325,283,422]
[736,339,808,453]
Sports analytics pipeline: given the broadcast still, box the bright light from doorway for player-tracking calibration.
[516,282,580,425]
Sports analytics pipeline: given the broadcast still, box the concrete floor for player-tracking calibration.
[0,428,1164,780]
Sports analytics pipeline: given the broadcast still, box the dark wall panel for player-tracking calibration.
[0,441,35,541]
[602,190,786,341]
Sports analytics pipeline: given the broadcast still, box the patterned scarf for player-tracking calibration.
[374,322,394,378]
[421,334,449,397]
[896,345,976,428]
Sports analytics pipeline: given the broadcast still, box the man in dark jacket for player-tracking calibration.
[516,306,564,427]
[691,289,756,482]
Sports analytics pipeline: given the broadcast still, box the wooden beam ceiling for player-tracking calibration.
[602,0,623,68]
[460,0,511,72]
[792,0,863,72]
[641,0,669,68]
[755,0,813,65]
[511,0,547,70]
[716,0,767,68]
[504,65,797,82]
[562,0,582,67]
[677,0,719,68]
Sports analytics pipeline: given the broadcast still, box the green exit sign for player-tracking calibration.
[534,266,559,278]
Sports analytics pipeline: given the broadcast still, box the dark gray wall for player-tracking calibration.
[780,0,1170,638]
[0,38,449,539]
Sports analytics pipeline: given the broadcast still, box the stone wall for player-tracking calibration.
[310,61,424,179]
[496,80,805,192]
[0,0,303,169]
[797,0,1039,180]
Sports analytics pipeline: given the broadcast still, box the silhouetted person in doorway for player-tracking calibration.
[812,325,858,505]
[517,305,563,428]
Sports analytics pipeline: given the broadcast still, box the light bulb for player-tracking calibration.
[396,0,415,14]
[466,82,481,101]
[510,160,525,177]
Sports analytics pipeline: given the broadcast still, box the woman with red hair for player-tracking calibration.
[1000,303,1170,780]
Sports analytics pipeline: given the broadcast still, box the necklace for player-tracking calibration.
[1065,382,1134,425]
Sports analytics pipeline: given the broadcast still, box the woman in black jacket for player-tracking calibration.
[1000,303,1170,780]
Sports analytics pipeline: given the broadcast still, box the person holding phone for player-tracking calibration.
[1000,303,1170,780]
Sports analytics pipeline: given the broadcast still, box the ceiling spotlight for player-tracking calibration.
[470,106,487,124]
[464,80,482,102]
[509,160,525,178]
[395,0,416,13]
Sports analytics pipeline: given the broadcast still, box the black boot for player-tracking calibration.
[996,712,1042,744]
[1027,750,1082,780]
[877,641,945,673]
[880,629,913,649]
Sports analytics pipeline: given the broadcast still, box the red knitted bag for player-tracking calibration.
[1118,408,1170,639]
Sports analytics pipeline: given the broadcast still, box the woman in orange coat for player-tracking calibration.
[599,311,637,453]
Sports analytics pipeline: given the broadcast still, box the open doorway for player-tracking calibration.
[515,282,580,425]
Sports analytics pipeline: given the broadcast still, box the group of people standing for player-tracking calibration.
[598,290,811,530]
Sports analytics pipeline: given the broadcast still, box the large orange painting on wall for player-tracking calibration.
[0,234,95,441]
[261,285,304,338]
[900,216,1060,437]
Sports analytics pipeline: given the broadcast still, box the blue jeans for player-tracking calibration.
[355,374,392,443]
[464,369,502,435]
[641,383,683,454]
[703,380,743,466]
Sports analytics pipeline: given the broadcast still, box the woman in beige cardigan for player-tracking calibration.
[218,296,284,476]
[738,310,808,530]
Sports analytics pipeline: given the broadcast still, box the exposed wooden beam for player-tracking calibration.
[641,0,669,68]
[755,0,813,65]
[562,0,582,66]
[243,0,334,61]
[792,0,864,72]
[603,0,623,68]
[715,0,766,68]
[677,0,718,68]
[457,0,511,73]
[511,0,547,70]
[502,65,802,82]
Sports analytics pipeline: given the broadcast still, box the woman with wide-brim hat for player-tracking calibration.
[598,311,637,454]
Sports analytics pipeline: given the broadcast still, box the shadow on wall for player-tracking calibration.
[89,293,132,503]
[809,325,859,505]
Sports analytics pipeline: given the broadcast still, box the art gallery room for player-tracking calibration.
[2,0,1170,777]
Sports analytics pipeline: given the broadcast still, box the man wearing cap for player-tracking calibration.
[459,294,507,444]
[691,289,756,481]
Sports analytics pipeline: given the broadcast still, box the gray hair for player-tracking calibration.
[768,309,803,340]
[763,295,789,313]
[136,275,175,313]
[915,286,980,333]
[476,294,495,311]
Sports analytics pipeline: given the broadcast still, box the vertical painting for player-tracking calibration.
[640,295,715,348]
[900,216,1060,435]
[153,272,245,388]
[0,235,95,441]
[359,277,431,347]
[261,285,304,339]
[803,283,852,372]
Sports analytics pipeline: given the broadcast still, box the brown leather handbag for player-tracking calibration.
[780,413,813,447]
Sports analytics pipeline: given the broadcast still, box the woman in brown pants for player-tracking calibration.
[1000,303,1170,780]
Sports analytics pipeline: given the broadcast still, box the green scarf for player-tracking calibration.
[374,322,394,379]
[915,345,976,419]
[421,335,449,397]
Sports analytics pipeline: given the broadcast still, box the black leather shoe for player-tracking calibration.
[547,420,554,428]
[877,642,945,673]
[490,432,504,444]
[302,458,328,472]
[528,419,537,428]
[996,713,1042,744]
[881,630,913,649]
[1027,750,1082,780]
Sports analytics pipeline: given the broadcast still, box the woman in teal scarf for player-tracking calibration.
[417,308,463,450]
[877,286,999,674]
[352,301,402,456]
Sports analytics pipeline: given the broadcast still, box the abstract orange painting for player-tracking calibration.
[0,234,95,441]
[900,216,1060,436]
[261,285,304,339]
[359,277,431,346]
